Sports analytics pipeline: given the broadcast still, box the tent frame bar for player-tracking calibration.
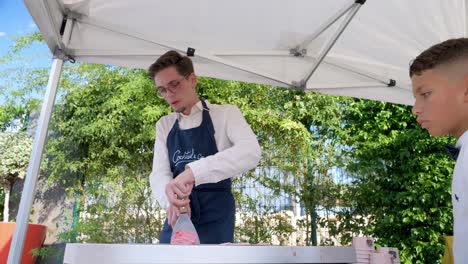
[465,0,468,36]
[291,0,357,56]
[42,0,66,51]
[305,82,388,90]
[295,2,364,89]
[304,82,407,91]
[68,47,401,90]
[322,60,397,87]
[70,49,291,57]
[70,47,401,90]
[77,17,294,87]
[7,16,73,264]
[72,1,374,91]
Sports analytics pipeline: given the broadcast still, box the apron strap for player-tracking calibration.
[200,99,216,137]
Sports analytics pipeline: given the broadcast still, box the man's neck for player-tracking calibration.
[182,98,200,115]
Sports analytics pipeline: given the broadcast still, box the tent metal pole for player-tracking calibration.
[305,82,390,90]
[41,0,66,51]
[77,17,293,87]
[465,0,468,37]
[70,49,291,57]
[7,16,73,264]
[294,0,356,54]
[298,3,363,88]
[321,60,397,86]
[7,58,64,264]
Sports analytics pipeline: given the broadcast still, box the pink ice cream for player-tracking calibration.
[171,230,199,245]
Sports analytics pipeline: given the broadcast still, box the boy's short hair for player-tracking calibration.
[148,50,194,79]
[409,38,468,77]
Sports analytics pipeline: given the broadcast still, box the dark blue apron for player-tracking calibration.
[159,100,235,244]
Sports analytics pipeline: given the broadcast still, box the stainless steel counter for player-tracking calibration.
[63,244,357,264]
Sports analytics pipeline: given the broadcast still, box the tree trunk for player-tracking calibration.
[3,183,11,222]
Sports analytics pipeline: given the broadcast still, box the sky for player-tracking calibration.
[0,0,51,105]
[0,0,39,57]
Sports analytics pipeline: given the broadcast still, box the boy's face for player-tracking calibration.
[411,69,468,138]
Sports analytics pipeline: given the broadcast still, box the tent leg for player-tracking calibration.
[7,58,64,264]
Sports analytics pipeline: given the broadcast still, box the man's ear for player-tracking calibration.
[189,73,197,87]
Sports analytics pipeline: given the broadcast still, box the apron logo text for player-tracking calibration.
[173,149,204,167]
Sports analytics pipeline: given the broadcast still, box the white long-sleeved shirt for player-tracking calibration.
[453,130,468,264]
[149,100,262,209]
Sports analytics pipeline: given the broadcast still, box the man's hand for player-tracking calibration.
[165,167,195,207]
[166,204,192,227]
[166,205,179,227]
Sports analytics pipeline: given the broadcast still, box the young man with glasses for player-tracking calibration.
[148,50,262,244]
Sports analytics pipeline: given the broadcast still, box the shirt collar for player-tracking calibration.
[178,100,210,118]
[456,129,468,148]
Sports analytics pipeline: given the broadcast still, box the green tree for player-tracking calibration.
[0,188,4,221]
[0,132,33,222]
[335,99,453,263]
[2,31,348,245]
[8,32,454,257]
[198,78,345,245]
[44,64,168,243]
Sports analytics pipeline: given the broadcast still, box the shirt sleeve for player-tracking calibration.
[187,105,262,185]
[453,143,468,263]
[149,118,173,209]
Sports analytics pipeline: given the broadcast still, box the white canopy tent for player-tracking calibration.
[8,0,468,263]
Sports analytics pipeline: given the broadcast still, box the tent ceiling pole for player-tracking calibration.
[321,60,398,87]
[42,0,66,51]
[465,0,468,37]
[182,50,294,87]
[76,18,294,87]
[294,3,363,89]
[292,0,356,56]
[304,82,408,91]
[70,49,291,57]
[7,16,73,264]
[71,48,398,88]
[305,82,386,90]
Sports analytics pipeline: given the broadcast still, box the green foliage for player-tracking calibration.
[335,99,453,263]
[0,32,48,132]
[30,246,50,259]
[0,32,44,63]
[197,78,345,245]
[31,245,65,263]
[0,132,33,185]
[0,132,33,221]
[2,33,456,263]
[45,65,168,243]
[0,188,4,220]
[235,210,296,245]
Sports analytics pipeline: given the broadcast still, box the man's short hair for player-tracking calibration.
[409,38,468,77]
[148,50,194,79]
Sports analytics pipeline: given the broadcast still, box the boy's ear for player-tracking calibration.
[464,73,468,102]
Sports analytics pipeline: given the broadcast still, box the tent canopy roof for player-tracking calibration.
[24,0,468,105]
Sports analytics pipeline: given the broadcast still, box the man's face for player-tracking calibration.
[411,69,467,137]
[154,66,198,114]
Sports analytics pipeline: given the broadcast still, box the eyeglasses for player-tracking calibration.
[156,75,188,97]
